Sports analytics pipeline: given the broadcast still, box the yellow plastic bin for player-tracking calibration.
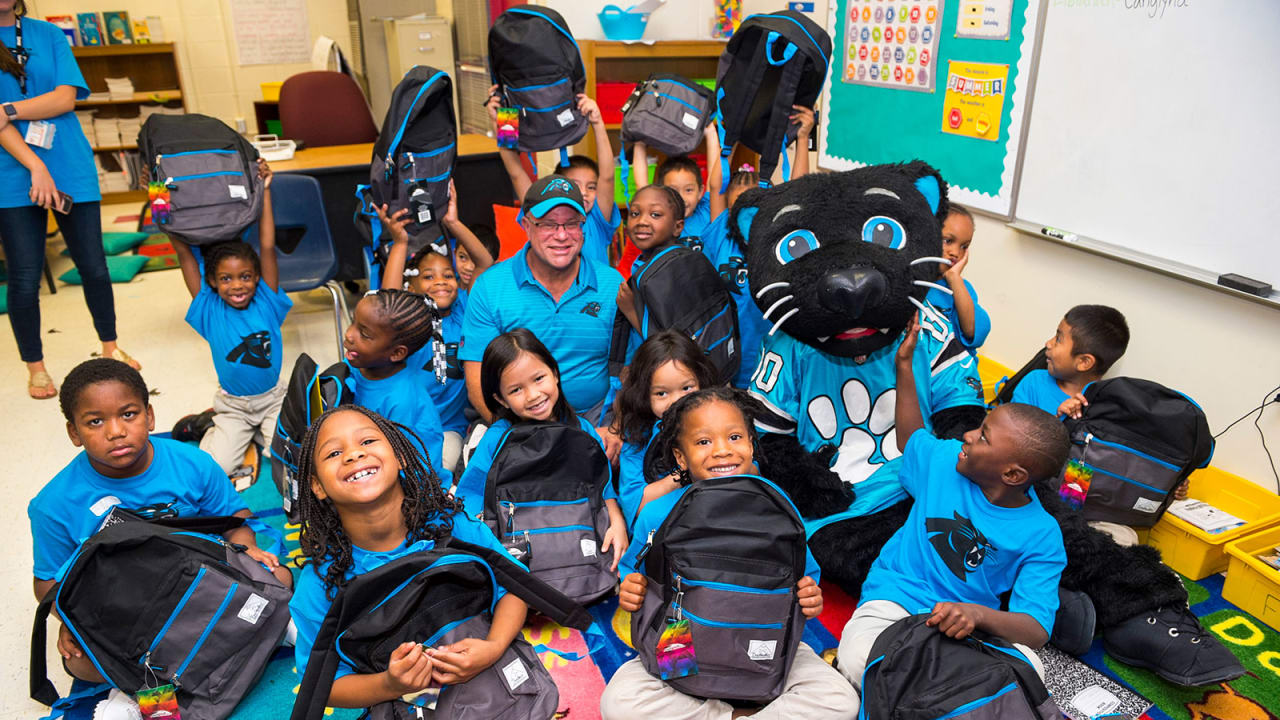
[261,81,283,102]
[1144,466,1280,580]
[976,354,1013,406]
[1223,525,1280,631]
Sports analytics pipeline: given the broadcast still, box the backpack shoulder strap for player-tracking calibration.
[607,306,632,380]
[29,590,59,707]
[993,347,1048,406]
[290,587,349,720]
[443,537,593,630]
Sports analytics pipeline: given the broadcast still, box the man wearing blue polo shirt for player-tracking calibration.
[461,175,624,455]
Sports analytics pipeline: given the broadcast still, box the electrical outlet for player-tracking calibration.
[235,117,247,133]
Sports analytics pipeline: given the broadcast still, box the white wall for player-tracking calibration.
[30,0,351,128]
[537,0,829,41]
[967,215,1280,492]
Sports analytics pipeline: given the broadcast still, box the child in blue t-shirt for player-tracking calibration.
[487,88,621,265]
[377,184,496,471]
[836,323,1070,692]
[1012,304,1129,419]
[630,126,722,240]
[29,358,288,686]
[289,405,536,709]
[454,328,627,565]
[610,330,719,529]
[603,386,857,719]
[172,159,291,479]
[343,288,451,485]
[925,205,991,351]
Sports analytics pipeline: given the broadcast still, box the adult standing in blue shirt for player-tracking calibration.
[461,175,624,456]
[0,0,138,400]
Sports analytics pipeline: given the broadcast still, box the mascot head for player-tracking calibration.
[731,161,949,358]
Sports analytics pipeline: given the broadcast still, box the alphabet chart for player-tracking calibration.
[841,0,944,92]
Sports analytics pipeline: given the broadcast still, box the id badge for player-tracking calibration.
[136,684,181,719]
[656,618,699,680]
[24,119,55,149]
[496,107,519,149]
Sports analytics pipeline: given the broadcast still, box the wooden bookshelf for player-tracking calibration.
[72,43,186,203]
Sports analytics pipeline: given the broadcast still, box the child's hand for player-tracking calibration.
[598,424,622,464]
[896,316,920,367]
[619,573,647,612]
[428,638,504,685]
[442,179,459,226]
[601,520,629,573]
[791,105,815,138]
[245,546,281,572]
[942,247,969,280]
[384,642,435,695]
[256,158,273,189]
[577,93,602,124]
[927,601,984,640]
[485,84,502,129]
[796,576,823,618]
[1057,393,1088,420]
[57,623,85,660]
[375,203,412,245]
[1174,478,1190,501]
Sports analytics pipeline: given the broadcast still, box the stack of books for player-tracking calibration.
[117,115,143,149]
[75,110,97,145]
[92,116,121,147]
[105,77,135,101]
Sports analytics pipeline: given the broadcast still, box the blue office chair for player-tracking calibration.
[244,174,350,360]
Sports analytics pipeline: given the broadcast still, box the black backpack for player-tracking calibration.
[617,73,716,200]
[31,518,293,719]
[138,113,263,244]
[609,246,741,385]
[1056,377,1213,527]
[488,5,588,162]
[481,422,616,604]
[714,11,831,189]
[292,538,592,720]
[992,348,1048,407]
[631,474,807,704]
[862,614,1056,720]
[271,353,354,522]
[355,66,457,285]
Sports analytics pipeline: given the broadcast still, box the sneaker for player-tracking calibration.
[92,689,142,720]
[172,409,215,442]
[1050,587,1097,656]
[1103,606,1246,686]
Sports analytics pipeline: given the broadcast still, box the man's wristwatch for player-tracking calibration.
[2,103,16,120]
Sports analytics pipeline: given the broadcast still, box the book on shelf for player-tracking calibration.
[45,16,77,46]
[131,19,151,44]
[145,16,165,43]
[103,11,133,45]
[77,13,104,46]
[105,77,135,101]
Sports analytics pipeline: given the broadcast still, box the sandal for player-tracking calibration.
[28,370,57,400]
[110,348,142,370]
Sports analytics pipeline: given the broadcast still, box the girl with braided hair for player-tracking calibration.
[289,405,535,709]
[343,287,452,483]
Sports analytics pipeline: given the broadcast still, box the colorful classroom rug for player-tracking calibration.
[132,235,180,273]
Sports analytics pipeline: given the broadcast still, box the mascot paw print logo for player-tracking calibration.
[806,378,901,486]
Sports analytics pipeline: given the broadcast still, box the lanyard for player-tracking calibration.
[10,16,26,96]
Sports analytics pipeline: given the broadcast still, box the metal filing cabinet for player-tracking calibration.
[383,16,458,130]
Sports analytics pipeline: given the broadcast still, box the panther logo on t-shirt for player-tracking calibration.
[926,511,997,582]
[225,330,272,368]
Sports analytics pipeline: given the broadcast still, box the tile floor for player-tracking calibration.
[1,204,347,717]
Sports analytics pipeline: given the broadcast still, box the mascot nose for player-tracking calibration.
[819,268,887,317]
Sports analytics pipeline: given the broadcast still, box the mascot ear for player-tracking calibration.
[728,186,766,248]
[735,207,759,243]
[914,174,942,216]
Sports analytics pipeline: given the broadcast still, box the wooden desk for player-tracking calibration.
[272,134,513,281]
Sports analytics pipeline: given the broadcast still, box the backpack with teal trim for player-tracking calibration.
[713,11,831,190]
[354,65,457,287]
[271,353,354,522]
[616,73,716,200]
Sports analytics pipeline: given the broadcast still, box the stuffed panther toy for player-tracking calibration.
[732,162,1242,687]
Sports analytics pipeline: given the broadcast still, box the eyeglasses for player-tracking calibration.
[530,219,585,234]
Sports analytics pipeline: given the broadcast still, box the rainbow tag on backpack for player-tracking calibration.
[136,683,180,719]
[656,618,698,680]
[148,180,171,225]
[1058,458,1093,511]
[496,107,519,149]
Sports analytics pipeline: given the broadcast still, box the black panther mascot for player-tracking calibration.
[732,162,1242,686]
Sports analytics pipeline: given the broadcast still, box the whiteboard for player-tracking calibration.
[1015,0,1280,289]
[230,0,312,66]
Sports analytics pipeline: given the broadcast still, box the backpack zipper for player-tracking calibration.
[635,529,656,563]
[170,581,239,687]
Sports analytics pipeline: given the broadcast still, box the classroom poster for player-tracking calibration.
[841,0,943,92]
[955,1,1013,40]
[940,60,1008,141]
[229,0,311,66]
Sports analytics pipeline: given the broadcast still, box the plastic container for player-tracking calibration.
[694,78,716,93]
[598,5,649,41]
[614,163,656,206]
[260,81,283,102]
[1223,525,1280,631]
[596,82,636,125]
[1144,466,1280,580]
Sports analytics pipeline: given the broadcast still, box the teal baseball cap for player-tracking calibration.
[520,174,587,221]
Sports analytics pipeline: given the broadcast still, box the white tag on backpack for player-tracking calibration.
[229,184,247,199]
[238,593,268,624]
[556,108,574,127]
[90,495,122,517]
[502,658,529,690]
[580,538,597,558]
[747,640,777,661]
[1132,497,1161,513]
[682,112,699,130]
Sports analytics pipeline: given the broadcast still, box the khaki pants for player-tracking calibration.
[836,600,1046,694]
[600,642,859,720]
[199,385,287,475]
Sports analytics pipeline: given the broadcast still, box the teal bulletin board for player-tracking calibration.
[818,0,1046,217]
